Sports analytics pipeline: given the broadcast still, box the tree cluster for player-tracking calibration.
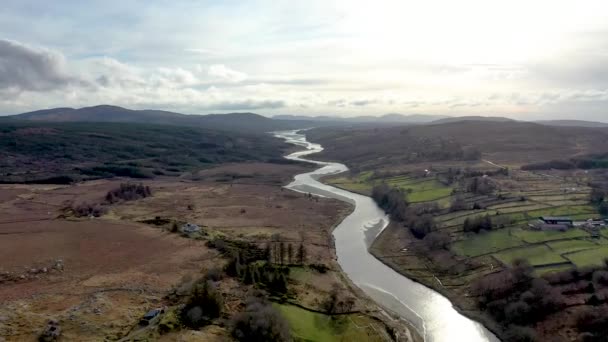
[230,297,291,342]
[226,252,289,295]
[71,202,107,217]
[267,242,306,266]
[590,188,608,216]
[321,286,355,314]
[371,183,409,221]
[463,215,493,234]
[371,183,436,238]
[467,176,496,195]
[472,260,565,335]
[180,280,223,329]
[105,182,152,203]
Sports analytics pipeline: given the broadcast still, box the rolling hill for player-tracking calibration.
[429,116,516,124]
[0,121,290,183]
[535,120,608,128]
[4,105,312,133]
[306,121,608,168]
[273,113,449,124]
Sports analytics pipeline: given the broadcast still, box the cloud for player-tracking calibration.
[0,39,81,92]
[208,64,247,83]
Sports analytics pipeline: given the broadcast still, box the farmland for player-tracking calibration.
[276,304,388,342]
[327,162,605,280]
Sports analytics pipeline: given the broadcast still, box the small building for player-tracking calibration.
[530,220,570,231]
[181,223,201,233]
[140,308,165,326]
[539,216,573,226]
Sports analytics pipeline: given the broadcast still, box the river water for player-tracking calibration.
[275,130,499,342]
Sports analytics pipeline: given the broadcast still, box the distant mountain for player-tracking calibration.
[430,116,516,125]
[273,113,449,124]
[535,120,608,128]
[4,105,312,133]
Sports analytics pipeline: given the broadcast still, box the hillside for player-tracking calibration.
[430,116,516,124]
[306,121,608,169]
[274,113,448,124]
[535,120,608,128]
[4,105,312,133]
[0,121,289,183]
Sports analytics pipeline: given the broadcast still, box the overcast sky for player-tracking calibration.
[1,0,607,120]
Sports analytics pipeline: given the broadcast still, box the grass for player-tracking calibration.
[328,175,453,202]
[494,245,568,267]
[511,228,590,243]
[275,304,386,342]
[408,187,454,202]
[452,229,525,257]
[547,239,600,254]
[326,178,373,194]
[535,264,573,276]
[564,246,608,268]
[526,205,597,218]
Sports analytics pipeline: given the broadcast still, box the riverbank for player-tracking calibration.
[278,130,498,342]
[369,222,506,340]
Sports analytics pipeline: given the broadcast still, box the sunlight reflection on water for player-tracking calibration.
[274,130,499,342]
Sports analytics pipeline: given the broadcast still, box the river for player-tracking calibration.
[275,130,499,342]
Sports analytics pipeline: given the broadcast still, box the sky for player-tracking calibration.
[1,0,607,120]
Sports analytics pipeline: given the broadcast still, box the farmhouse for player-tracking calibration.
[539,216,573,225]
[529,216,574,231]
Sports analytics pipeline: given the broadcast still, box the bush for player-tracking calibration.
[105,182,152,203]
[230,298,291,342]
[180,280,223,328]
[504,325,537,342]
[72,202,107,217]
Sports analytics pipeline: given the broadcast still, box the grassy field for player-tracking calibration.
[327,174,452,202]
[564,246,608,268]
[494,245,568,267]
[547,239,600,254]
[452,229,524,257]
[275,304,386,342]
[324,161,603,277]
[511,228,590,243]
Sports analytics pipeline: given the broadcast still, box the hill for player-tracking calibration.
[306,121,608,169]
[273,113,448,124]
[430,116,516,124]
[4,105,312,133]
[0,121,289,183]
[535,120,608,128]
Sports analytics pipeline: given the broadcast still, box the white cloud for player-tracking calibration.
[0,39,82,93]
[208,64,247,83]
[1,1,608,120]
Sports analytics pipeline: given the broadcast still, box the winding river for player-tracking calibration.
[275,130,499,342]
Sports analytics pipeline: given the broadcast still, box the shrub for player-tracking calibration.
[72,202,107,217]
[180,280,223,328]
[230,298,291,342]
[105,182,152,203]
[503,325,537,342]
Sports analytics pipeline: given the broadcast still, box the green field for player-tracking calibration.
[275,304,385,342]
[535,264,573,276]
[547,239,599,254]
[494,245,568,267]
[564,246,608,268]
[511,228,590,243]
[526,205,597,218]
[452,229,524,257]
[328,175,452,202]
